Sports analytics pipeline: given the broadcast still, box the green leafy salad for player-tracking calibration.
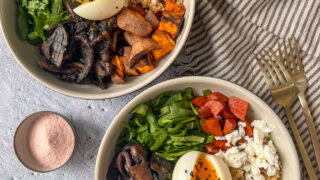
[16,0,71,44]
[116,88,214,161]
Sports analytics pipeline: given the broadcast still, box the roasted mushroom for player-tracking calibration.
[145,10,160,30]
[115,144,153,180]
[123,46,139,76]
[117,8,153,37]
[74,34,95,82]
[124,32,160,68]
[107,144,173,180]
[41,24,68,68]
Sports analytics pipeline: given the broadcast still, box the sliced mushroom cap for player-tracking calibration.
[51,24,68,67]
[124,32,160,68]
[124,46,139,76]
[74,35,95,83]
[117,8,153,37]
[128,37,160,68]
[41,24,68,68]
[145,10,160,30]
[41,30,57,60]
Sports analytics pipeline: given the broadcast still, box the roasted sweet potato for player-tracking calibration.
[124,46,139,76]
[165,0,186,17]
[117,8,152,37]
[145,10,160,30]
[135,53,155,74]
[112,56,125,78]
[158,10,183,39]
[151,29,175,61]
[110,56,125,84]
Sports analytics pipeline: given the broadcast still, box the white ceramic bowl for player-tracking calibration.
[95,76,300,180]
[0,1,195,99]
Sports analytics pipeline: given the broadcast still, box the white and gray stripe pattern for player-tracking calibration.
[175,0,320,179]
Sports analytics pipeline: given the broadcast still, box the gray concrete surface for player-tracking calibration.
[0,31,177,180]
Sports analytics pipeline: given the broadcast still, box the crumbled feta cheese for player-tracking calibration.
[238,121,247,127]
[214,120,280,179]
[214,136,226,141]
[253,128,265,145]
[216,147,247,168]
[251,120,272,133]
[225,122,246,145]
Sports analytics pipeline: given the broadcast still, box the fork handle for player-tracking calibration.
[284,106,317,179]
[298,92,320,170]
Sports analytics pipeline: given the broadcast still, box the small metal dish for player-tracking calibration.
[14,111,76,173]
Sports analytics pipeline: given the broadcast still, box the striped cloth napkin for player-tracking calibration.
[175,0,320,179]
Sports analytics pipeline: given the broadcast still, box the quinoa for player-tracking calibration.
[127,0,184,12]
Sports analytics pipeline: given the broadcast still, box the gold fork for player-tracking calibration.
[271,38,320,171]
[255,50,317,179]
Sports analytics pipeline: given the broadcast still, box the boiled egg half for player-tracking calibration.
[73,0,126,20]
[173,151,232,180]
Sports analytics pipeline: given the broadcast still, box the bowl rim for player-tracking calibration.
[94,76,301,180]
[13,111,76,173]
[0,0,196,99]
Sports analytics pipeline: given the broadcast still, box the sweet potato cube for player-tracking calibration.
[165,0,186,17]
[112,55,125,78]
[135,53,155,74]
[152,29,175,61]
[158,11,183,39]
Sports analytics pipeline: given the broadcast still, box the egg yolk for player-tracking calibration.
[190,153,220,180]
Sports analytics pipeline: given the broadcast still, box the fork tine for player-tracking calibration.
[259,51,280,87]
[268,48,293,83]
[278,42,285,65]
[283,40,292,74]
[288,38,297,73]
[294,38,304,73]
[254,54,275,88]
[265,49,287,85]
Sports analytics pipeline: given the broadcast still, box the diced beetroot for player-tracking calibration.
[204,118,223,136]
[198,106,212,119]
[228,96,250,120]
[207,92,229,103]
[221,108,237,119]
[192,96,208,107]
[223,119,237,135]
[239,118,254,136]
[204,100,226,116]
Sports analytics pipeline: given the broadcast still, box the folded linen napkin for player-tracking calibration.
[175,0,320,179]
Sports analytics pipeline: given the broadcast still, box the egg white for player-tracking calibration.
[172,151,232,180]
[73,0,126,20]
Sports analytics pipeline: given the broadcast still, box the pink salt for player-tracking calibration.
[27,113,75,169]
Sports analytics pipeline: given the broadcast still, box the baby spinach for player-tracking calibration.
[116,88,213,162]
[16,0,71,44]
